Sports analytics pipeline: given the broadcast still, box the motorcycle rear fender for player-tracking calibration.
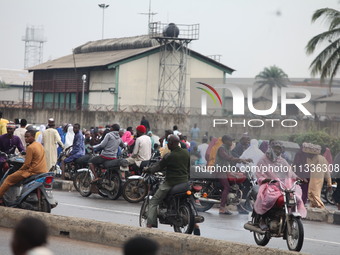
[76,168,95,179]
[128,175,143,180]
[18,183,57,206]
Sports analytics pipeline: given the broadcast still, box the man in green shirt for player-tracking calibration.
[147,135,190,228]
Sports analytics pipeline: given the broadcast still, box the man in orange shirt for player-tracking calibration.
[0,130,47,204]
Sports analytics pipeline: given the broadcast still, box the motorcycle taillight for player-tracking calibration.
[275,195,285,208]
[44,176,54,184]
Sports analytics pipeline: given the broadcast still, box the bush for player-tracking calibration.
[289,131,340,156]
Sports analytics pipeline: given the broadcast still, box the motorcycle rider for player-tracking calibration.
[254,141,306,229]
[0,122,25,179]
[88,124,123,183]
[61,123,85,179]
[146,134,190,228]
[125,125,151,179]
[215,135,251,214]
[0,130,47,205]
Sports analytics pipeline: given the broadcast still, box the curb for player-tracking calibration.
[306,207,340,225]
[0,207,304,255]
[53,179,76,192]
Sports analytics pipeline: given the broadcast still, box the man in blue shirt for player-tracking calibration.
[61,123,85,179]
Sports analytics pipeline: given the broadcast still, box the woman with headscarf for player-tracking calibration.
[254,141,306,219]
[239,139,264,165]
[64,125,75,149]
[303,143,332,209]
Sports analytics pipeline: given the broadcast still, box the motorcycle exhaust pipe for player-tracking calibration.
[198,198,220,204]
[195,215,205,223]
[243,222,266,235]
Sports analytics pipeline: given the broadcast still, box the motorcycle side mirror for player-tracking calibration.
[21,152,26,156]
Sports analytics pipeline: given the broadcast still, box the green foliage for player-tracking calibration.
[289,130,340,156]
[255,65,289,91]
[0,80,8,88]
[306,8,340,89]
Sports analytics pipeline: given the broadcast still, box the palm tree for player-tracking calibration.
[306,8,340,94]
[255,65,289,91]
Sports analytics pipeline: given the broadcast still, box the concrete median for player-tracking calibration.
[0,207,304,255]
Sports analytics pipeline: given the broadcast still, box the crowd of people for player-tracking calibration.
[2,109,340,253]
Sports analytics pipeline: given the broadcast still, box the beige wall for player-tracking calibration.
[118,54,159,107]
[116,52,226,109]
[88,69,116,106]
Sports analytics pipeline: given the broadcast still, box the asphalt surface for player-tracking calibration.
[50,190,340,255]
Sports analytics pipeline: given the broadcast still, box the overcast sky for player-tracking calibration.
[1,0,339,78]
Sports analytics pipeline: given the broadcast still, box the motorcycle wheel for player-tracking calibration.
[286,217,304,252]
[39,198,51,213]
[72,172,81,192]
[78,172,92,197]
[104,171,122,200]
[139,198,149,227]
[173,202,195,234]
[122,179,148,203]
[325,187,336,205]
[195,183,215,212]
[253,216,270,246]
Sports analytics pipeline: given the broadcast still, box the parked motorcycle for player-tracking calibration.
[0,152,57,213]
[193,167,256,212]
[244,180,304,252]
[139,171,204,234]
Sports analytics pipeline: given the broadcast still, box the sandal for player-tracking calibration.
[219,210,232,215]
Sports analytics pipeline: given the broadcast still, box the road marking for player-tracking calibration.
[59,202,139,216]
[305,238,340,246]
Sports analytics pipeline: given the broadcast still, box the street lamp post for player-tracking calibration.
[98,3,109,39]
[81,74,86,111]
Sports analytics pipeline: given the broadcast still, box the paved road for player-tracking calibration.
[50,190,340,255]
[0,226,121,255]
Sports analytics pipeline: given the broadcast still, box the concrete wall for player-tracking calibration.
[2,108,340,140]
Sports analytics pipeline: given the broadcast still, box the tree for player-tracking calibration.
[0,80,8,88]
[255,65,289,91]
[306,8,340,94]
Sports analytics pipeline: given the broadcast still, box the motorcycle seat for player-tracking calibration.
[104,158,128,169]
[167,182,190,196]
[22,172,52,185]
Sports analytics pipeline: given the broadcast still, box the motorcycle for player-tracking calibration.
[244,180,304,252]
[74,152,129,200]
[0,152,57,213]
[321,180,337,205]
[192,166,256,212]
[122,155,161,203]
[139,171,204,234]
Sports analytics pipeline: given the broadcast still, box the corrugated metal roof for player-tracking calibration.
[28,46,159,70]
[27,35,235,74]
[0,69,32,85]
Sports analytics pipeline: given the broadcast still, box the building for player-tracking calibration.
[28,35,234,112]
[0,69,32,107]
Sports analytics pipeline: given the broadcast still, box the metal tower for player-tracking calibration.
[22,26,46,69]
[149,22,199,113]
